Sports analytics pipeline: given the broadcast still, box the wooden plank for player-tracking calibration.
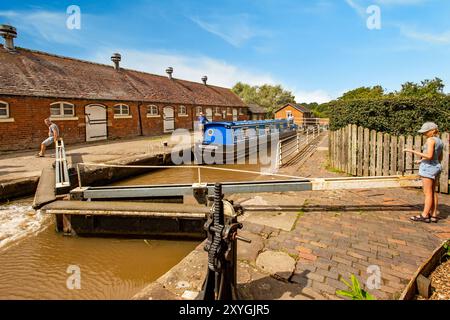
[398,136,405,174]
[363,128,370,176]
[376,132,383,176]
[390,135,398,175]
[311,175,422,191]
[414,135,423,173]
[440,132,449,193]
[383,133,390,176]
[328,131,334,168]
[347,125,352,174]
[357,126,364,176]
[351,124,358,176]
[370,130,376,176]
[32,168,57,210]
[339,128,343,171]
[405,135,413,174]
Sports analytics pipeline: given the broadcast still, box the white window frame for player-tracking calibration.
[50,102,77,120]
[147,105,160,118]
[195,106,203,116]
[113,104,131,118]
[178,105,187,116]
[0,101,10,119]
[215,107,221,115]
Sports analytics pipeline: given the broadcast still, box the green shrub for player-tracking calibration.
[329,97,450,135]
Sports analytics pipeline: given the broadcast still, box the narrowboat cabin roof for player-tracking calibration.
[204,119,290,129]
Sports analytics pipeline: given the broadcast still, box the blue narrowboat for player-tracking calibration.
[194,119,297,164]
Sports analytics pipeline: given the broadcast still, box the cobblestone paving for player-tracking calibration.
[233,136,450,300]
[137,134,450,300]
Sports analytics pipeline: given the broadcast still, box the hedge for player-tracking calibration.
[329,97,450,135]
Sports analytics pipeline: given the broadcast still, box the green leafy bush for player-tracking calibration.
[336,274,376,300]
[329,97,450,135]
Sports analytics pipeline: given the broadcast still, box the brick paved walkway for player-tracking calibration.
[136,134,450,300]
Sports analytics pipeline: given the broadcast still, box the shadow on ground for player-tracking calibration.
[243,204,450,219]
[237,271,315,300]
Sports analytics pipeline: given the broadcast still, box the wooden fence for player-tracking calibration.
[329,124,449,193]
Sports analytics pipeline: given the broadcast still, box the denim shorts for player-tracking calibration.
[42,136,54,147]
[419,161,442,180]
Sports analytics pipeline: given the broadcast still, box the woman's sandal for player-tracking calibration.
[410,215,431,223]
[430,217,439,223]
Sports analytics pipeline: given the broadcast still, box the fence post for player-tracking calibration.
[347,124,352,174]
[440,132,449,194]
[363,128,370,176]
[357,126,364,176]
[405,136,413,174]
[370,130,376,176]
[398,135,405,174]
[414,135,422,173]
[376,132,383,176]
[390,135,398,175]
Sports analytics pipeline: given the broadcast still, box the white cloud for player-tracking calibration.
[294,89,333,104]
[90,48,276,88]
[91,48,334,103]
[399,26,450,44]
[190,14,270,47]
[345,0,366,17]
[374,0,427,5]
[0,9,83,46]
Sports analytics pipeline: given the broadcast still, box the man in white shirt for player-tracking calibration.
[37,118,59,157]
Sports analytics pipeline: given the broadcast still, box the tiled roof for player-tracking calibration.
[247,103,267,114]
[275,103,311,114]
[0,45,245,107]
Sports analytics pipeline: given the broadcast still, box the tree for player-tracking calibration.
[338,86,385,100]
[398,77,445,98]
[232,82,296,116]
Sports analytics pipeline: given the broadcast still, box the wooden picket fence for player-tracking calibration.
[329,124,450,193]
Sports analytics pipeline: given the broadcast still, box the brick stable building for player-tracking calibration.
[0,25,248,152]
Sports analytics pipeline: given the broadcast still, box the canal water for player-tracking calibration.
[0,159,280,299]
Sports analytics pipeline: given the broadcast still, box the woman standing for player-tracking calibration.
[404,122,444,223]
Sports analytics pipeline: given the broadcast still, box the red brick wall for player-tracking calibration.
[0,95,248,151]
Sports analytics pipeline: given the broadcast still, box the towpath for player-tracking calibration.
[0,133,196,184]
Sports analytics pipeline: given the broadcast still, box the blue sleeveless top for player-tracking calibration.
[419,136,443,179]
[422,136,443,164]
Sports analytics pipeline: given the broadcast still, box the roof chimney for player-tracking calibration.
[166,67,173,80]
[202,76,208,85]
[111,53,121,70]
[0,24,17,51]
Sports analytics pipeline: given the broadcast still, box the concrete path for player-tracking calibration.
[135,134,450,300]
[0,133,195,183]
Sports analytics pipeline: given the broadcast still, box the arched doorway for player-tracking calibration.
[85,104,107,142]
[163,106,175,133]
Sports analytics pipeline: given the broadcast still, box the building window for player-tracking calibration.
[239,108,244,115]
[227,107,232,115]
[215,107,221,115]
[50,102,75,117]
[195,106,202,116]
[179,105,187,115]
[147,105,159,116]
[114,104,130,116]
[0,101,9,118]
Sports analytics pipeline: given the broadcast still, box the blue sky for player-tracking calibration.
[1,0,449,102]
